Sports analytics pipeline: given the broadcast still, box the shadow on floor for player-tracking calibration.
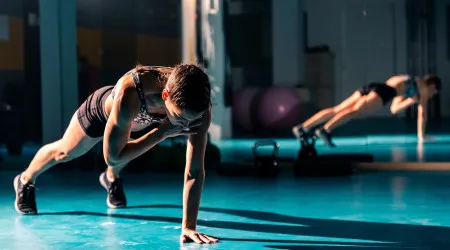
[37,204,448,249]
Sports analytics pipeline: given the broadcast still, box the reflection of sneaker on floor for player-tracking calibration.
[315,128,336,147]
[99,172,127,208]
[14,174,38,215]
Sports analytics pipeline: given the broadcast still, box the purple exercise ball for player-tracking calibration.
[232,87,262,131]
[257,86,302,129]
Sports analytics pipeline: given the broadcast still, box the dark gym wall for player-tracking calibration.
[225,0,272,89]
[0,0,182,143]
[0,0,24,97]
[0,0,182,100]
[77,0,182,85]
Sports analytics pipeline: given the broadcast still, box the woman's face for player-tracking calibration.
[163,96,204,127]
[429,85,438,97]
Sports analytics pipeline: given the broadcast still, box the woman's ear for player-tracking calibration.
[162,88,170,101]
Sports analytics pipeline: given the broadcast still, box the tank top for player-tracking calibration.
[111,66,169,125]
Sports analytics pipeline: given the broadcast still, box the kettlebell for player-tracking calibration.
[299,132,316,148]
[295,139,318,177]
[252,140,280,177]
[298,132,318,159]
[298,144,318,159]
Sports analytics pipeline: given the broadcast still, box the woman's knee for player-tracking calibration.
[51,140,82,163]
[334,101,354,113]
[332,106,341,113]
[333,105,347,114]
[349,106,364,117]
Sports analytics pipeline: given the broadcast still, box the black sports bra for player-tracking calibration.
[111,66,168,125]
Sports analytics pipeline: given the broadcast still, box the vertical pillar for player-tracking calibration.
[272,0,305,87]
[39,0,78,143]
[200,0,231,139]
[181,0,197,64]
[182,0,231,139]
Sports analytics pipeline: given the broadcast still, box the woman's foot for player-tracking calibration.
[14,174,38,215]
[315,128,336,147]
[292,125,308,140]
[293,125,317,146]
[99,172,127,208]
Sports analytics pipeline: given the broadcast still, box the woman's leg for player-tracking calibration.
[323,91,383,132]
[104,125,159,180]
[15,112,102,214]
[21,113,102,183]
[314,92,383,147]
[98,127,154,209]
[107,163,128,180]
[298,91,362,131]
[292,91,362,140]
[98,125,158,209]
[99,162,128,209]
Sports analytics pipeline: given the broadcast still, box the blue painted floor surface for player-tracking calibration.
[2,171,450,249]
[1,134,450,249]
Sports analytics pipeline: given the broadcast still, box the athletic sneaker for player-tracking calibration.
[13,174,38,215]
[292,125,308,140]
[99,172,127,208]
[315,128,336,147]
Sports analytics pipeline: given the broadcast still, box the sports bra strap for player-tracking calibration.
[131,71,150,116]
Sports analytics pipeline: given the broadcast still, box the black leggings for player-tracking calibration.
[357,82,397,105]
[77,86,157,138]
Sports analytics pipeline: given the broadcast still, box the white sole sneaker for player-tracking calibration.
[13,175,37,215]
[99,173,126,209]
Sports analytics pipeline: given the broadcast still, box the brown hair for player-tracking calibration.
[423,74,442,91]
[134,64,172,87]
[134,63,211,113]
[167,64,211,113]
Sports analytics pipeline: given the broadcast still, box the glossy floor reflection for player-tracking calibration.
[1,170,450,249]
[215,134,450,163]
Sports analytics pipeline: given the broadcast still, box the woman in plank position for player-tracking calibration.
[292,74,441,147]
[14,64,218,244]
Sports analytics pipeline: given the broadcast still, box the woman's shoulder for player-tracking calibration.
[386,74,410,85]
[112,75,140,106]
[114,73,135,93]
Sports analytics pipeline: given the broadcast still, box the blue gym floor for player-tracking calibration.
[1,134,450,249]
